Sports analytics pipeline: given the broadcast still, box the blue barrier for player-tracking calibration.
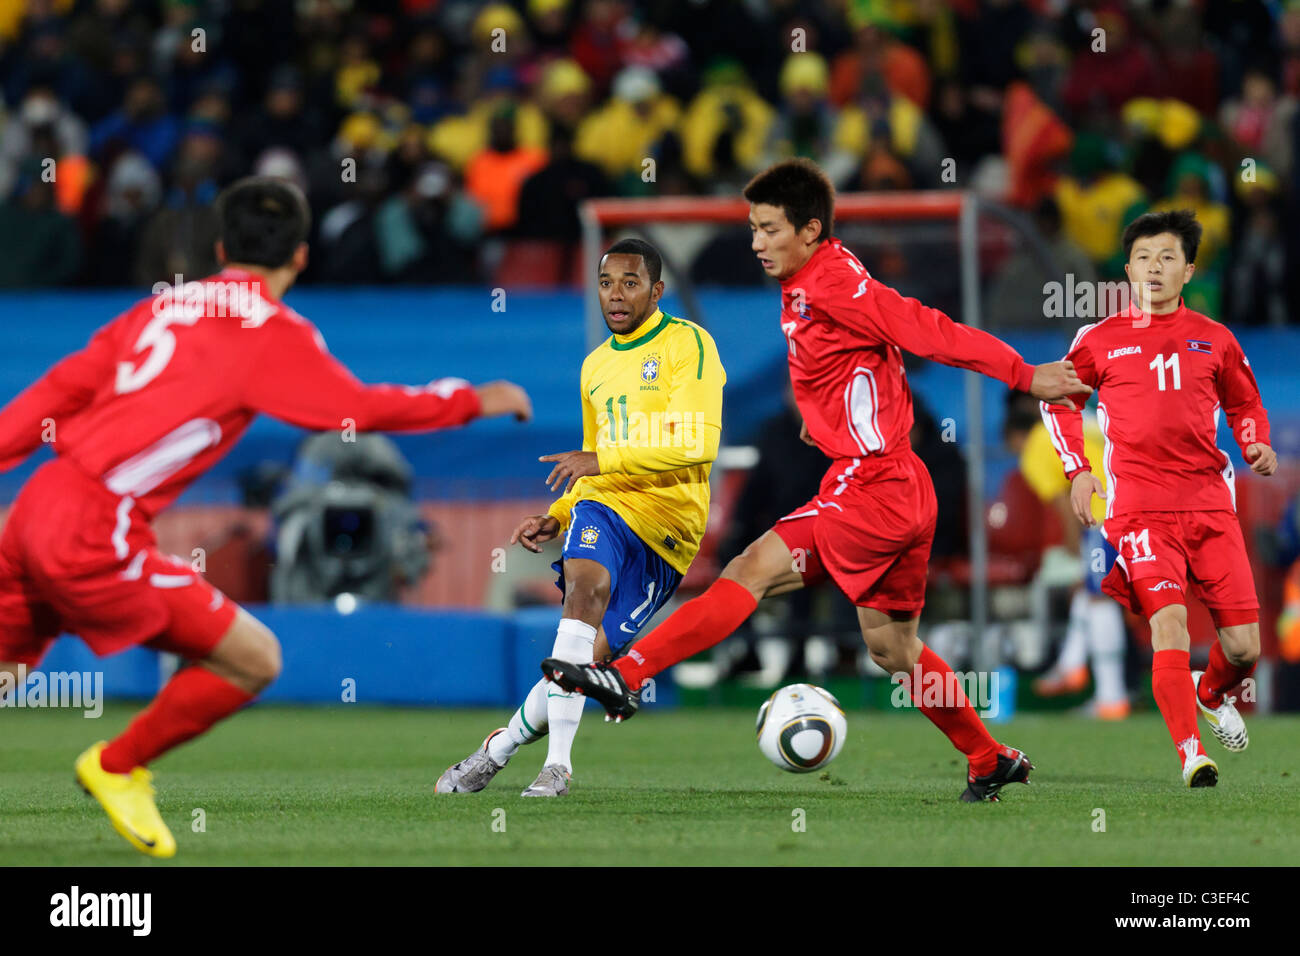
[21,604,676,709]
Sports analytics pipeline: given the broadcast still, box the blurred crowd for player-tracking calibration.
[1,0,1298,323]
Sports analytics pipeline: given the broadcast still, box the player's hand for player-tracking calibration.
[1030,360,1092,408]
[539,450,600,494]
[1070,471,1105,527]
[799,419,817,447]
[510,514,561,553]
[475,381,533,422]
[1246,443,1278,476]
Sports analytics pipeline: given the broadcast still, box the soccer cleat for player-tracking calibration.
[1032,665,1089,697]
[541,658,639,722]
[435,728,507,794]
[521,764,570,797]
[1191,670,1248,752]
[960,746,1034,802]
[1182,748,1219,788]
[74,742,176,858]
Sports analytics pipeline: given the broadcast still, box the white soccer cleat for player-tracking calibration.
[435,728,507,794]
[1191,670,1249,752]
[520,764,570,797]
[1180,744,1218,788]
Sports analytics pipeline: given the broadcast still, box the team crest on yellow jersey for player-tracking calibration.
[641,354,661,384]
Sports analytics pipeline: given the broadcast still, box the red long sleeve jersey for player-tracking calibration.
[1041,302,1269,518]
[779,238,1035,471]
[0,268,482,518]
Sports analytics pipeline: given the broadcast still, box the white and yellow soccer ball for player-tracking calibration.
[755,683,847,773]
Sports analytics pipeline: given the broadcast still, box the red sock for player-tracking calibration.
[910,646,1000,775]
[1151,648,1203,764]
[1198,642,1255,708]
[100,665,254,773]
[613,578,758,688]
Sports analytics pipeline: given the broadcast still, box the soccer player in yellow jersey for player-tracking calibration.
[1016,396,1129,718]
[436,238,726,796]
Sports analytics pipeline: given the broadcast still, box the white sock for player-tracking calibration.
[1087,598,1127,704]
[1056,590,1090,674]
[543,618,597,773]
[488,677,549,765]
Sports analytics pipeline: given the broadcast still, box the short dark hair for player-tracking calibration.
[601,237,663,284]
[743,158,835,242]
[216,176,311,269]
[1121,208,1202,264]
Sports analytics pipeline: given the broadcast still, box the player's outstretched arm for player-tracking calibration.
[842,273,1089,401]
[473,381,533,422]
[245,319,531,432]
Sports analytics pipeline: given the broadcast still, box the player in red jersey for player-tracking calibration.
[1042,209,1276,788]
[544,158,1091,801]
[0,177,533,856]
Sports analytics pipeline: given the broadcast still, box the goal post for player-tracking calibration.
[579,191,998,661]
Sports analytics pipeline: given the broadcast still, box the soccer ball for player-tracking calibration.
[755,683,847,773]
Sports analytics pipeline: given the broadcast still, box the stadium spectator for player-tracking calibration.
[463,105,548,232]
[575,65,679,191]
[1228,165,1289,327]
[1061,8,1159,122]
[834,73,945,189]
[762,53,855,188]
[517,126,610,241]
[1220,68,1298,183]
[0,159,81,287]
[680,58,775,189]
[534,58,594,140]
[568,0,631,96]
[428,73,548,171]
[1149,153,1231,315]
[955,0,1031,97]
[1153,6,1220,117]
[133,121,224,285]
[930,75,999,180]
[829,10,930,110]
[85,149,161,285]
[233,66,325,174]
[374,160,482,282]
[620,14,691,101]
[526,0,576,62]
[88,74,179,172]
[1054,132,1147,276]
[0,85,89,204]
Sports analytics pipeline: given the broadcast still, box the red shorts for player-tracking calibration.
[773,450,937,614]
[0,459,236,668]
[1101,510,1259,626]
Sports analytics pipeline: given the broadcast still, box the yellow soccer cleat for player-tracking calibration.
[74,742,177,859]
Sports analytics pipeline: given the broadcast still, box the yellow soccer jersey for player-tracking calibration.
[548,309,726,574]
[1021,417,1107,526]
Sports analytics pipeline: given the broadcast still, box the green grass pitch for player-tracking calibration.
[2,703,1298,866]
